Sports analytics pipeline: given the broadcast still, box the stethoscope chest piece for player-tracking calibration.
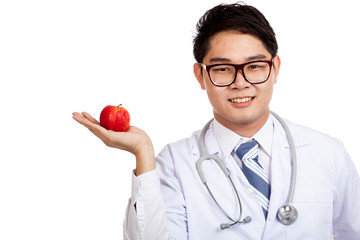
[277,205,298,225]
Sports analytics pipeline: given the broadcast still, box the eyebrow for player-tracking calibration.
[209,54,268,63]
[245,54,268,61]
[209,57,231,63]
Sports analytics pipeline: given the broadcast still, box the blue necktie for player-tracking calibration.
[235,140,270,218]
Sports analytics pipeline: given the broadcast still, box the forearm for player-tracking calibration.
[135,143,156,176]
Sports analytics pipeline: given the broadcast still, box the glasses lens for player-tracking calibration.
[209,65,236,86]
[244,61,271,83]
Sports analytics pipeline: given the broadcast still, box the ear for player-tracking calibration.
[272,55,281,84]
[193,63,206,90]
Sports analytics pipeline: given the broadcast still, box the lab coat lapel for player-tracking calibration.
[191,122,220,157]
[267,116,310,221]
[267,120,291,221]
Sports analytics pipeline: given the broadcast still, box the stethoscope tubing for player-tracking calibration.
[196,111,298,227]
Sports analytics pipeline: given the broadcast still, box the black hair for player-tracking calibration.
[193,2,278,63]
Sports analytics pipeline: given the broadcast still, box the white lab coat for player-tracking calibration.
[154,115,360,239]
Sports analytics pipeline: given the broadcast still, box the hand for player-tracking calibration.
[72,112,155,175]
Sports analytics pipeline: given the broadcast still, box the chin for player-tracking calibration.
[216,108,269,127]
[233,114,259,125]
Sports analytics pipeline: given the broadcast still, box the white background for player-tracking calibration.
[0,0,359,239]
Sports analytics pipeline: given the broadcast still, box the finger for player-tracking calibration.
[73,112,124,149]
[73,112,99,131]
[81,112,100,125]
[72,112,87,125]
[87,123,109,141]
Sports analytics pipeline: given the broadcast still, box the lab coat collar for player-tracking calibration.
[270,114,310,148]
[192,121,220,156]
[191,113,310,157]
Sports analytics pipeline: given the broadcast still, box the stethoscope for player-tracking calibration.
[196,111,298,230]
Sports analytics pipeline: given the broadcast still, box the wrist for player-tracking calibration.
[134,139,156,176]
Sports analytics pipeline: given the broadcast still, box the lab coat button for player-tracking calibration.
[245,188,254,197]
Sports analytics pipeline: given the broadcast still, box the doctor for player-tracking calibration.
[73,3,360,239]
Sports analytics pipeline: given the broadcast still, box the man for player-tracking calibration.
[73,3,360,239]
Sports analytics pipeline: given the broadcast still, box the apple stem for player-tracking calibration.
[118,104,122,107]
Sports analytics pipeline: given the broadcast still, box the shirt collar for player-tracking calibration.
[252,116,273,157]
[213,116,274,158]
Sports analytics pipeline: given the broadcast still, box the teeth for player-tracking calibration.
[230,97,254,103]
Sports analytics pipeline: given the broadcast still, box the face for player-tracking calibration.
[194,31,281,136]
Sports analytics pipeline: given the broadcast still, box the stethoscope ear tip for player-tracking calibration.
[220,223,230,230]
[242,216,252,223]
[220,216,252,230]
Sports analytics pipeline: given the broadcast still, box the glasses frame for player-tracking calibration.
[199,60,273,87]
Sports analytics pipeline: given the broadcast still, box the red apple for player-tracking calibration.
[99,104,130,132]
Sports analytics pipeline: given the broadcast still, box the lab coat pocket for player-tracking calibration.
[286,187,333,240]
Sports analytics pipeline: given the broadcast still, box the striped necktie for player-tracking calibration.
[235,140,270,218]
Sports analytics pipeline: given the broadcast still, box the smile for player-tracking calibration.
[229,97,255,103]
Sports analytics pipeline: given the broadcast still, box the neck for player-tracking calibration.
[215,110,270,138]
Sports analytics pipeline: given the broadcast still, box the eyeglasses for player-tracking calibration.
[199,60,273,87]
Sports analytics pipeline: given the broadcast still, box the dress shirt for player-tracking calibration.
[123,114,360,240]
[212,117,273,179]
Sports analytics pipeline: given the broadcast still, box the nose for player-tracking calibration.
[230,70,251,89]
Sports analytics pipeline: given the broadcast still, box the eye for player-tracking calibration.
[248,64,260,69]
[246,62,267,70]
[213,66,232,72]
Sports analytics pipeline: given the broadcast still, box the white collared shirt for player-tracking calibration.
[212,117,273,181]
[123,115,360,240]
